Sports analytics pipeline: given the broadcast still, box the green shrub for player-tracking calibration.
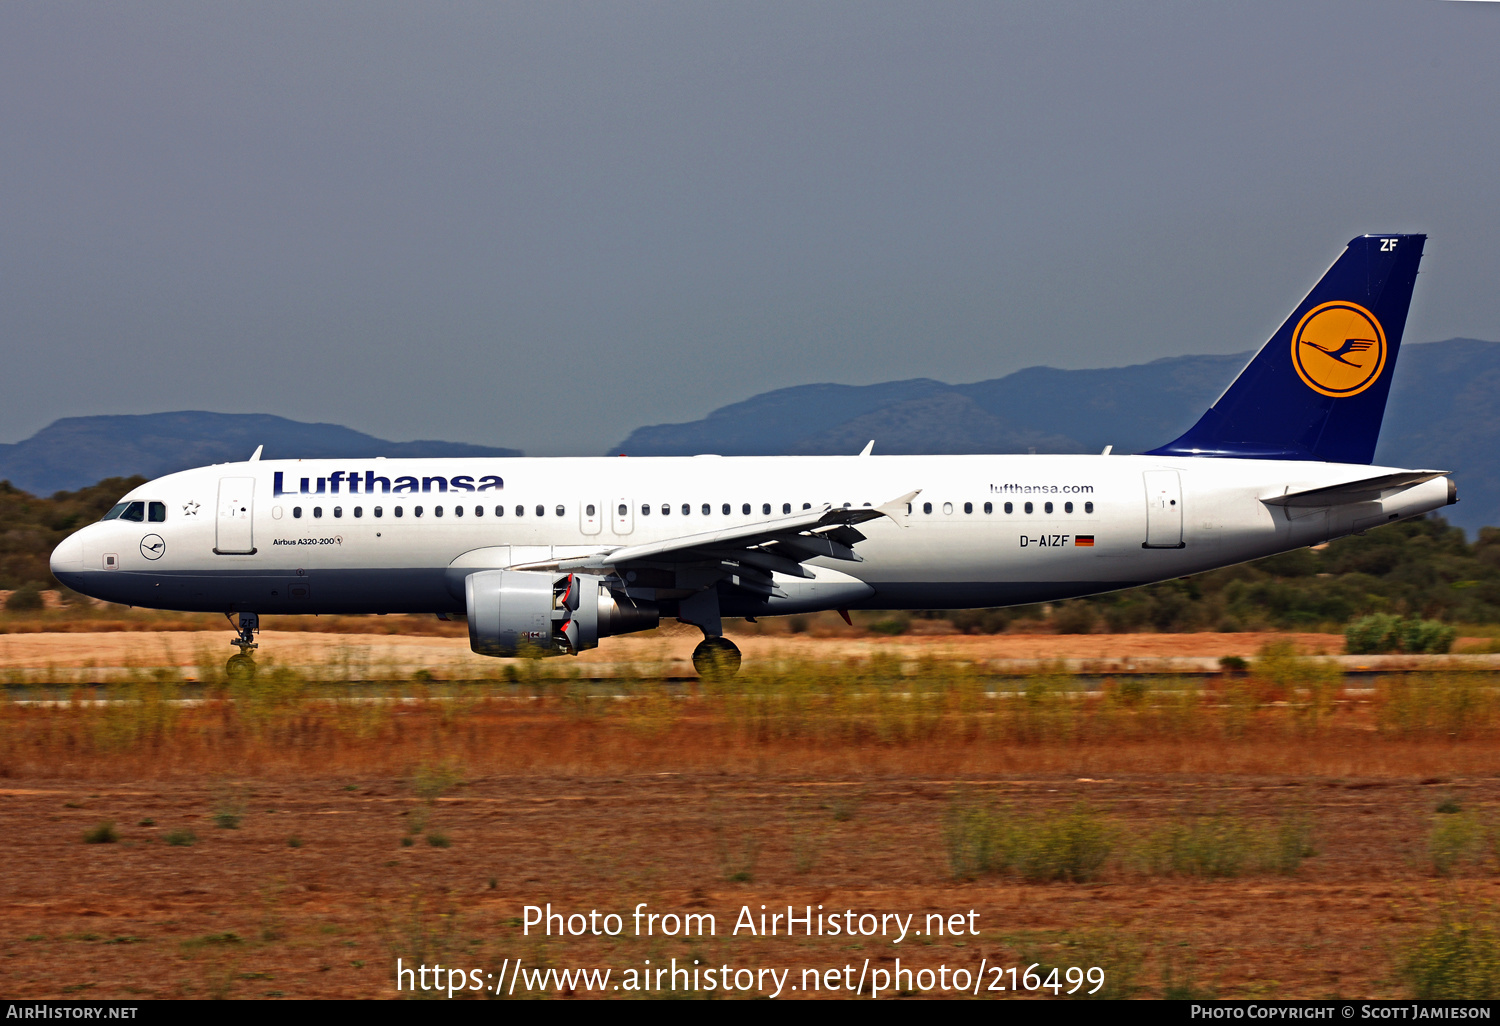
[1403,905,1500,998]
[1346,614,1455,654]
[82,821,118,844]
[5,585,44,612]
[1023,807,1114,882]
[164,829,196,847]
[950,608,1010,634]
[1052,601,1097,635]
[1142,817,1252,878]
[1431,813,1486,877]
[944,802,1113,882]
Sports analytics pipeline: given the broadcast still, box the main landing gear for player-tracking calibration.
[225,612,259,682]
[691,636,742,680]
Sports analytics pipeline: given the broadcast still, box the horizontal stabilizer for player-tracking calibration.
[1261,471,1446,508]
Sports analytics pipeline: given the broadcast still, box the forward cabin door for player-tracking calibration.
[580,500,603,536]
[1142,470,1183,548]
[215,477,256,554]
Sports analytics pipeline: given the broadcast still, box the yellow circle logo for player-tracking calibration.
[1291,301,1387,397]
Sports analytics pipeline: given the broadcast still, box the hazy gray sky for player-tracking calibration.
[3,1,1497,455]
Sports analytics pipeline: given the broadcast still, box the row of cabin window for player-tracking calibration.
[288,499,1097,520]
[914,500,1094,515]
[291,504,566,519]
[102,501,167,523]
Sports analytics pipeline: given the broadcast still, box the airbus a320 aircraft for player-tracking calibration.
[51,234,1454,678]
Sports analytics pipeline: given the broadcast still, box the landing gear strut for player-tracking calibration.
[692,636,741,679]
[225,612,259,682]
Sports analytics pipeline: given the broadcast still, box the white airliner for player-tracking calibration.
[51,235,1454,677]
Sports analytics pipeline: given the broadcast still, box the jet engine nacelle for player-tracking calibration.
[465,569,659,657]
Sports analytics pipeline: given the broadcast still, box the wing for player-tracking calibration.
[511,490,919,599]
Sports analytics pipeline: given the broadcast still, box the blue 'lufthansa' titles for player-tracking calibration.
[273,471,504,496]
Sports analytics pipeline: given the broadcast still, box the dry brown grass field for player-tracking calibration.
[3,633,1500,1000]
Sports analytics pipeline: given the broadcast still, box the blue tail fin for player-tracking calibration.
[1146,234,1425,464]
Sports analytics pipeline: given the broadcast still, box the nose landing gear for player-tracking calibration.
[225,612,259,682]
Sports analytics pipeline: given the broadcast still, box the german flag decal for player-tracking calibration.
[1075,535,1095,547]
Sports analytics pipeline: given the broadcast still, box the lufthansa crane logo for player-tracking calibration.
[1291,301,1387,397]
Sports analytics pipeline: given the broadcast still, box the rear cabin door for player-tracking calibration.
[1143,470,1183,548]
[215,477,256,554]
[612,496,634,535]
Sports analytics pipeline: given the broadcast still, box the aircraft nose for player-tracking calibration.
[50,533,83,576]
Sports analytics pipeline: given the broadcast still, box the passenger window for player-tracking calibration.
[496,506,505,516]
[743,503,751,515]
[963,502,973,514]
[682,503,690,515]
[1044,501,1053,514]
[314,506,324,518]
[782,503,791,514]
[922,502,933,514]
[1065,501,1073,514]
[354,506,363,518]
[641,504,651,515]
[475,506,483,517]
[701,503,710,515]
[374,507,383,518]
[1085,501,1094,514]
[395,507,404,518]
[1004,502,1013,514]
[586,504,596,517]
[536,505,545,517]
[1024,502,1033,514]
[415,506,424,518]
[803,503,812,510]
[454,506,463,518]
[722,504,730,515]
[943,502,954,514]
[120,502,146,522]
[617,504,627,516]
[762,503,771,516]
[516,505,525,517]
[983,502,992,514]
[334,506,343,518]
[102,502,128,521]
[293,506,303,519]
[555,505,564,517]
[662,504,671,515]
[148,501,167,523]
[435,506,444,518]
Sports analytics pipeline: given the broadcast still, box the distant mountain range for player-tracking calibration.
[611,338,1500,537]
[0,412,521,496]
[6,339,1497,536]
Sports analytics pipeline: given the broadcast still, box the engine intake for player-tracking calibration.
[465,569,658,657]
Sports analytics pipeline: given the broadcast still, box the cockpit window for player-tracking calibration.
[119,502,146,522]
[101,503,129,521]
[148,502,167,523]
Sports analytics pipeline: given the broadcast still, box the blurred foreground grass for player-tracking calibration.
[4,643,1500,779]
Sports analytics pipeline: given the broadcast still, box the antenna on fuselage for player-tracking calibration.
[249,445,263,462]
[858,440,874,457]
[1102,445,1113,455]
